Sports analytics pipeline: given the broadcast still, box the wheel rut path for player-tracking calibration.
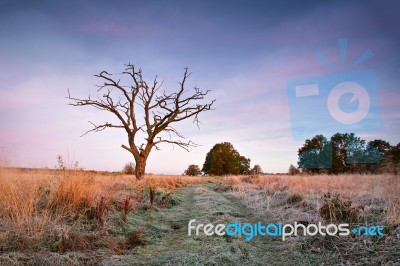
[101,183,313,266]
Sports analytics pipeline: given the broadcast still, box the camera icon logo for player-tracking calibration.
[287,39,381,168]
[287,39,381,141]
[327,81,370,125]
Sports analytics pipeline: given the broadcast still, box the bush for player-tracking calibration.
[286,193,303,204]
[319,193,361,223]
[250,165,263,175]
[122,162,135,175]
[126,227,147,248]
[183,164,202,176]
[288,164,300,175]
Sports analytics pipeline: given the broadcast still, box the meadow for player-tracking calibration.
[0,167,398,265]
[219,174,399,264]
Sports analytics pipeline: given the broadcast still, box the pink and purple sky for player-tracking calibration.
[0,0,399,173]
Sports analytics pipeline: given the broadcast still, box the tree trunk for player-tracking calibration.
[135,157,147,180]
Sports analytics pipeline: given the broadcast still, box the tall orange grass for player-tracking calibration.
[0,168,51,238]
[0,167,210,250]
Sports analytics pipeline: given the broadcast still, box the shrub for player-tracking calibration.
[122,162,135,175]
[183,164,202,176]
[288,164,300,175]
[126,227,147,248]
[286,193,303,204]
[250,165,263,175]
[319,193,361,223]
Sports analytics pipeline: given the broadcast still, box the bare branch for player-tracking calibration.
[80,121,125,137]
[68,63,215,179]
[153,137,199,152]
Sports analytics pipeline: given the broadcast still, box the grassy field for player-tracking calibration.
[0,168,399,265]
[219,174,400,265]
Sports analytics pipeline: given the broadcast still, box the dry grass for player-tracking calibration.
[0,168,53,243]
[0,167,208,253]
[142,174,209,191]
[1,167,398,264]
[219,174,399,223]
[223,174,393,195]
[219,173,400,265]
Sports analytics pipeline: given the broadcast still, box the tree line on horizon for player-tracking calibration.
[297,133,400,175]
[182,134,399,176]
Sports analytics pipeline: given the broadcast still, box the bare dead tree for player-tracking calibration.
[68,63,215,179]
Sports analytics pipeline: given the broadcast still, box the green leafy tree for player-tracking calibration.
[367,140,400,174]
[298,134,332,173]
[298,133,396,174]
[331,133,354,174]
[368,139,392,154]
[202,142,250,175]
[183,164,202,176]
[339,133,373,173]
[367,139,393,173]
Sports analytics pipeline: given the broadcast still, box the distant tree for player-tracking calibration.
[297,133,398,174]
[122,162,135,174]
[331,133,358,174]
[367,139,393,173]
[68,63,215,180]
[377,141,400,174]
[298,134,332,174]
[202,142,250,175]
[333,133,395,174]
[368,139,392,154]
[288,164,300,175]
[392,143,400,174]
[183,164,202,176]
[250,165,263,175]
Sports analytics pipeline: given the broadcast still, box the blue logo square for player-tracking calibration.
[287,69,381,141]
